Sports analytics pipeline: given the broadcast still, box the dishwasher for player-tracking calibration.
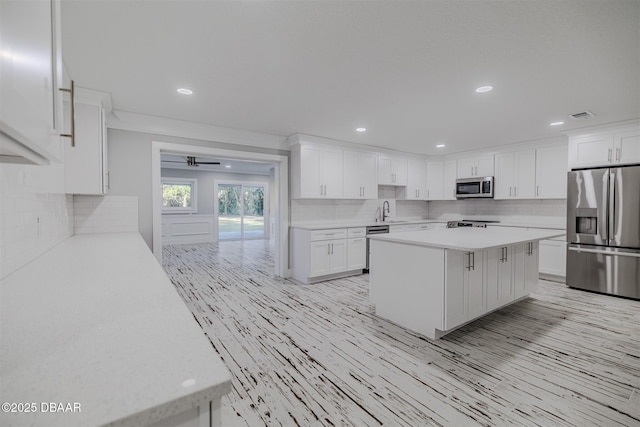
[365,224,389,272]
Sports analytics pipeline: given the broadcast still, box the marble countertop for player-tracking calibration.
[0,233,231,427]
[368,227,565,251]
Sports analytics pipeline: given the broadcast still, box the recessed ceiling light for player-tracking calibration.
[225,164,231,168]
[436,144,446,148]
[549,121,565,126]
[475,85,493,93]
[355,127,367,132]
[177,88,193,95]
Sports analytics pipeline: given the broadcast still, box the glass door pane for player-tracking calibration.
[218,184,242,240]
[243,186,265,239]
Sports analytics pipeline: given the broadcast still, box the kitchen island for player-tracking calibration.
[368,227,564,339]
[0,233,231,427]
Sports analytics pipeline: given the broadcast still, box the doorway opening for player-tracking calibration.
[152,141,289,278]
[217,182,269,241]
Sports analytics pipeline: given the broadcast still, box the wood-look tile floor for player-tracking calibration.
[163,240,640,427]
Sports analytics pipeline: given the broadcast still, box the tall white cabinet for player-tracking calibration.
[64,88,111,195]
[535,145,568,199]
[343,150,377,199]
[291,142,344,199]
[0,0,64,164]
[494,149,536,199]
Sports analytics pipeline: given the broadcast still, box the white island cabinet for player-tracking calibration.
[369,227,560,339]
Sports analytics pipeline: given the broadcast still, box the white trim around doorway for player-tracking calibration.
[152,141,290,278]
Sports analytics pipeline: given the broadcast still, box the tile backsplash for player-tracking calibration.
[291,195,566,229]
[428,199,566,228]
[74,195,139,234]
[0,162,74,279]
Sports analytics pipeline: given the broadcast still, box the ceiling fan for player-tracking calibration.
[162,156,221,167]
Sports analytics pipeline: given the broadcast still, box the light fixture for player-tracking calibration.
[549,121,565,126]
[177,88,193,95]
[225,164,231,168]
[436,144,446,148]
[355,127,367,132]
[475,85,493,93]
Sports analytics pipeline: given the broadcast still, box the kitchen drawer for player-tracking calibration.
[348,227,366,237]
[310,228,347,241]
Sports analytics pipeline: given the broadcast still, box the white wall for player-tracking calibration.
[0,161,74,279]
[107,128,287,250]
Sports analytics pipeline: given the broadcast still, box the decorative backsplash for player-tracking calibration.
[0,163,74,279]
[74,195,139,234]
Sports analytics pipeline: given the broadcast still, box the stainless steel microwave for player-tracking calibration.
[455,177,494,199]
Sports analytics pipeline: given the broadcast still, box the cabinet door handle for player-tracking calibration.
[509,187,512,197]
[470,166,474,176]
[331,243,334,254]
[514,186,517,197]
[536,185,539,197]
[608,148,612,162]
[616,147,621,161]
[327,243,330,255]
[466,252,471,271]
[59,80,75,147]
[471,251,475,270]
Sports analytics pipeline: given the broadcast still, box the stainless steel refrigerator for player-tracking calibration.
[566,165,640,299]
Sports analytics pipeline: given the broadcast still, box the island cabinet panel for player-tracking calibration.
[444,250,486,330]
[369,240,445,335]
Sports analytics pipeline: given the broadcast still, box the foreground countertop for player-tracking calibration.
[368,227,565,251]
[0,233,231,427]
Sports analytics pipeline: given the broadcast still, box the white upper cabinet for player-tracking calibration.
[615,128,640,165]
[64,88,110,195]
[291,142,344,199]
[494,149,536,199]
[426,161,444,200]
[0,0,64,164]
[443,159,458,200]
[568,125,640,169]
[535,144,568,199]
[403,158,427,200]
[456,155,494,178]
[343,150,378,199]
[378,155,408,185]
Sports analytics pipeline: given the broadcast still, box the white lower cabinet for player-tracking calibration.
[445,242,538,331]
[347,237,366,270]
[539,237,566,277]
[445,250,485,330]
[292,227,365,284]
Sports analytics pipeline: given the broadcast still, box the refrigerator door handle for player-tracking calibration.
[609,170,615,246]
[568,246,640,258]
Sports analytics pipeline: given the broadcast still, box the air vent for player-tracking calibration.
[569,110,596,120]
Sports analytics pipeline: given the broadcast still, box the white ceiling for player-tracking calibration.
[161,154,274,175]
[61,0,639,155]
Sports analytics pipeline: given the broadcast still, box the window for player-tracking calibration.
[162,178,197,213]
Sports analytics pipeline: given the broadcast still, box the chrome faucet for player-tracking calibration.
[382,200,390,222]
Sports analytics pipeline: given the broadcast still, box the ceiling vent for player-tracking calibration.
[569,110,596,120]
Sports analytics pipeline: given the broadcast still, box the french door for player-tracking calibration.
[217,183,266,240]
